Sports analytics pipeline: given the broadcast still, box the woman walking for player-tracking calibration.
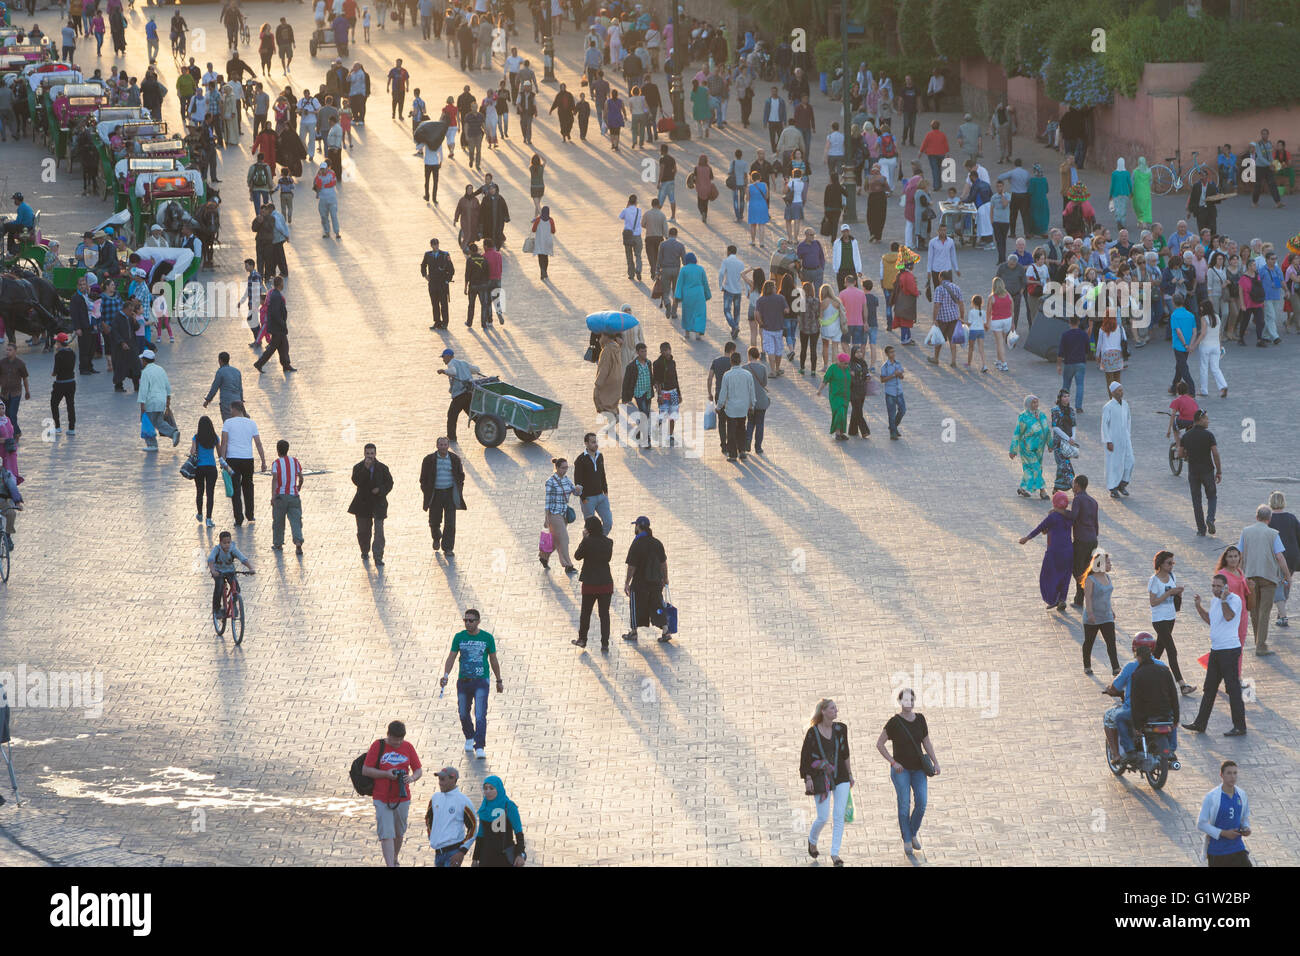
[1238,258,1266,345]
[628,85,649,148]
[1028,163,1051,236]
[674,252,711,340]
[1109,158,1132,230]
[864,164,889,242]
[0,399,21,485]
[1050,389,1080,491]
[876,688,938,858]
[746,171,770,247]
[1214,546,1251,657]
[541,457,583,573]
[1149,550,1197,696]
[847,346,872,437]
[258,24,275,75]
[796,280,819,374]
[817,283,845,370]
[528,206,555,281]
[1193,299,1227,397]
[1096,314,1124,389]
[800,698,854,865]
[988,276,1013,371]
[1019,491,1075,611]
[783,171,807,240]
[744,266,766,353]
[1081,550,1121,675]
[1009,394,1050,499]
[472,776,526,867]
[1131,156,1152,229]
[691,155,714,223]
[189,415,221,527]
[527,155,545,216]
[690,79,710,138]
[571,516,614,651]
[816,351,852,442]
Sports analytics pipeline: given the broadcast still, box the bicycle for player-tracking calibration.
[1157,409,1187,476]
[1150,150,1211,197]
[0,527,9,584]
[212,570,255,645]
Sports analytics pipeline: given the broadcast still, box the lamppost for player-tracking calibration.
[669,4,691,141]
[542,8,556,84]
[841,1,858,223]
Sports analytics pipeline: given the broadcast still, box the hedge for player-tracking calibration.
[1188,24,1300,115]
[897,0,935,57]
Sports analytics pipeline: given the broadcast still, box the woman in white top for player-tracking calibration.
[1148,550,1197,696]
[784,173,807,240]
[1206,250,1231,325]
[1096,315,1125,389]
[627,86,649,148]
[818,283,845,368]
[1191,298,1227,398]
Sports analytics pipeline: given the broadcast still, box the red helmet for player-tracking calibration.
[1132,631,1157,655]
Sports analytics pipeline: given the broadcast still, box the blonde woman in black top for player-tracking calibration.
[799,698,854,866]
[877,688,940,857]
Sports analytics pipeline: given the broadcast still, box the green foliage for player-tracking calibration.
[1006,4,1060,77]
[1188,23,1300,114]
[929,0,980,60]
[815,37,842,74]
[812,38,935,89]
[897,0,935,57]
[975,0,1041,75]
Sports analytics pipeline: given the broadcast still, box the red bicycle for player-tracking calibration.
[213,570,255,645]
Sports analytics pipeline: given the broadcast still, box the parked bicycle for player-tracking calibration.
[1150,150,1211,197]
[213,570,255,645]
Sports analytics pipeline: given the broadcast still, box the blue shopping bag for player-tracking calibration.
[703,402,717,431]
[140,412,157,440]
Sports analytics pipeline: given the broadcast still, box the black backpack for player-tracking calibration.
[349,739,384,796]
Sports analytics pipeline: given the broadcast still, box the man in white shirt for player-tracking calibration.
[717,351,756,462]
[505,48,523,99]
[763,87,786,152]
[718,244,746,340]
[298,92,321,159]
[924,69,944,112]
[1183,576,1246,735]
[219,402,268,525]
[421,142,443,203]
[619,194,644,281]
[425,766,478,867]
[138,350,179,450]
[926,224,959,288]
[825,123,845,181]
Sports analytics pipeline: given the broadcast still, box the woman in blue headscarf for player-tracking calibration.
[472,775,526,867]
[674,251,712,340]
[1028,163,1051,237]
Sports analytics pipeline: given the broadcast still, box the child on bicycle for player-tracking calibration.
[208,531,254,618]
[1167,381,1198,456]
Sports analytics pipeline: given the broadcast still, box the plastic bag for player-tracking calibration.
[140,412,157,440]
[844,788,855,824]
[538,529,554,554]
[703,401,717,430]
[951,321,966,345]
[1007,329,1021,349]
[222,465,236,498]
[924,324,945,346]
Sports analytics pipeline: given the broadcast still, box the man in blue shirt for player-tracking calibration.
[1056,315,1090,413]
[1168,293,1197,396]
[1198,760,1252,867]
[1260,249,1284,343]
[3,192,34,253]
[1104,633,1179,761]
[880,345,906,439]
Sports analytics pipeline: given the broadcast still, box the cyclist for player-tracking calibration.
[0,460,21,554]
[207,530,253,618]
[1103,632,1180,768]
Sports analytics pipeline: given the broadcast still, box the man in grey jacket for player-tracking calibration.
[202,352,244,420]
[742,346,770,455]
[717,351,756,461]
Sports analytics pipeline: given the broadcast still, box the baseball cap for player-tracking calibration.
[131,267,146,278]
[441,348,455,358]
[631,515,650,528]
[54,332,71,344]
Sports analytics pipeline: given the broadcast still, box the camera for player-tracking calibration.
[391,769,408,800]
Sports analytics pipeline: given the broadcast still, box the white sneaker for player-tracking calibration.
[474,747,486,759]
[464,738,474,752]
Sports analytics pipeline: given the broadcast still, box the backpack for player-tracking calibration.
[250,164,271,190]
[349,739,384,796]
[1248,274,1264,303]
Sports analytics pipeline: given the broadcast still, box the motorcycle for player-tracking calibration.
[1105,715,1176,790]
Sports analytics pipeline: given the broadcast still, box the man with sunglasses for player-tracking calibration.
[425,766,478,867]
[439,609,503,759]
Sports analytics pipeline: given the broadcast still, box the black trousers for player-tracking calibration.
[392,91,405,118]
[848,396,869,436]
[1208,850,1252,867]
[901,111,916,146]
[423,163,440,201]
[447,390,472,440]
[1009,192,1031,235]
[1083,621,1119,671]
[50,382,75,430]
[1171,350,1195,393]
[255,332,291,369]
[579,591,612,643]
[724,415,747,457]
[1188,466,1217,534]
[1152,619,1185,684]
[1072,539,1097,603]
[195,464,218,519]
[428,282,450,327]
[1191,647,1245,730]
[77,331,96,372]
[1252,165,1281,204]
[768,121,781,151]
[355,512,385,559]
[630,583,664,628]
[227,457,256,522]
[428,487,457,550]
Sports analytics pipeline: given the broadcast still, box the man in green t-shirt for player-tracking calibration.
[440,608,503,759]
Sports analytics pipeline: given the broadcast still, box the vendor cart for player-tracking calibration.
[468,378,562,448]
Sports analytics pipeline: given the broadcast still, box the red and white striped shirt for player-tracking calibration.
[271,456,303,496]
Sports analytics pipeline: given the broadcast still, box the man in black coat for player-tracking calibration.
[70,274,98,374]
[253,276,295,372]
[1186,167,1220,237]
[420,238,455,329]
[348,443,393,564]
[477,184,510,250]
[419,436,467,556]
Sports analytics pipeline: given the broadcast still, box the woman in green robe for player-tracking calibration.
[817,352,853,440]
[1009,394,1051,499]
[1131,156,1152,228]
[1027,163,1051,236]
[690,80,711,138]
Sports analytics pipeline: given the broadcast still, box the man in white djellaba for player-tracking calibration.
[1101,380,1135,499]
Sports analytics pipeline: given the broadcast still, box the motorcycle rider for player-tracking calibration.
[1103,632,1181,769]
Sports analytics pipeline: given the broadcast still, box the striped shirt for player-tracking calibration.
[271,455,302,496]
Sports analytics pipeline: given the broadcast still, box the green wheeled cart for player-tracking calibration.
[468,378,562,448]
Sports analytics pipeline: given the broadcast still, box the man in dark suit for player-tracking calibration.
[1186,168,1220,237]
[420,238,454,330]
[349,443,393,564]
[70,274,98,374]
[254,276,296,372]
[418,436,466,556]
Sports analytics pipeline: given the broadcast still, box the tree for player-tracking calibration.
[897,0,935,57]
[930,0,981,60]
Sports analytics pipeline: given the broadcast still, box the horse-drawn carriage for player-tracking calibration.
[46,82,108,167]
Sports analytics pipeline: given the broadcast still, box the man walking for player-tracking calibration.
[219,402,266,526]
[621,342,655,448]
[360,720,423,868]
[717,351,757,462]
[270,439,305,554]
[881,345,906,439]
[349,443,393,565]
[439,609,504,759]
[438,348,480,443]
[1180,410,1221,537]
[1182,576,1247,737]
[1057,316,1089,413]
[138,350,180,451]
[1068,475,1099,608]
[762,87,786,153]
[1101,382,1134,498]
[387,58,410,119]
[1238,504,1293,656]
[421,238,455,329]
[643,198,668,281]
[718,245,745,340]
[619,194,644,281]
[573,432,612,533]
[253,277,295,372]
[656,144,677,220]
[1197,762,1253,867]
[926,223,959,291]
[425,766,478,867]
[624,515,670,642]
[419,436,466,556]
[49,334,76,435]
[1169,293,1196,394]
[202,352,244,421]
[0,343,29,439]
[743,346,770,455]
[657,227,686,320]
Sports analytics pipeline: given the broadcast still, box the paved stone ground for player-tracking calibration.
[2,4,1298,866]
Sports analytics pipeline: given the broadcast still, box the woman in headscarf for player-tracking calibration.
[1131,156,1152,229]
[454,184,480,252]
[275,121,306,177]
[816,350,853,441]
[528,205,555,281]
[1109,158,1132,231]
[690,78,711,138]
[865,163,889,242]
[1050,388,1080,492]
[1027,163,1051,236]
[691,153,714,223]
[1009,394,1051,499]
[674,252,711,339]
[472,776,526,867]
[593,332,624,417]
[1018,491,1075,612]
[254,123,277,172]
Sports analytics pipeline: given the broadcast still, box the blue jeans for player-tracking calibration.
[928,154,943,187]
[885,392,906,435]
[883,288,894,328]
[732,187,745,221]
[457,677,490,748]
[1061,362,1085,410]
[744,407,765,452]
[722,291,741,333]
[434,845,466,867]
[782,316,798,352]
[891,768,927,843]
[580,492,613,534]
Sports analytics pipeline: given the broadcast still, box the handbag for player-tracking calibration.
[686,170,696,189]
[564,505,576,524]
[807,725,840,797]
[583,344,597,363]
[923,275,933,302]
[522,234,536,253]
[651,276,663,299]
[707,182,718,202]
[895,715,936,776]
[179,454,198,479]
